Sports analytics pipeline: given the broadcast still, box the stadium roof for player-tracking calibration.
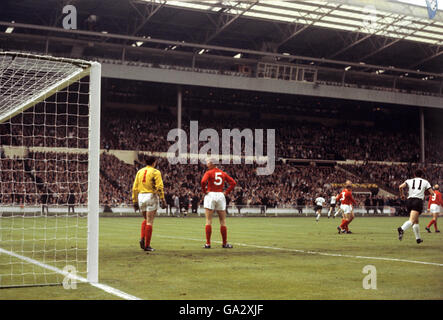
[160,0,443,46]
[1,0,442,74]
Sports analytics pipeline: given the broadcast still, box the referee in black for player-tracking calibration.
[41,187,51,215]
[67,188,76,214]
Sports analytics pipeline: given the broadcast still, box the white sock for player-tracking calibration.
[316,213,320,221]
[334,211,340,217]
[412,224,421,240]
[401,220,413,231]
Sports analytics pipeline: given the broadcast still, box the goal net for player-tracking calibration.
[0,52,100,288]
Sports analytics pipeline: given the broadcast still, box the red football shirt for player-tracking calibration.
[428,190,443,209]
[336,188,356,205]
[201,168,236,194]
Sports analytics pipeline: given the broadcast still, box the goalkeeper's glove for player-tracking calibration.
[133,202,139,212]
[160,199,167,209]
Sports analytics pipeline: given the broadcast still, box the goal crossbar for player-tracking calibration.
[0,52,93,124]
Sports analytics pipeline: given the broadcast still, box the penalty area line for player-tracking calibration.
[0,247,142,300]
[158,235,443,267]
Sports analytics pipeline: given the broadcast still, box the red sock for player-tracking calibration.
[340,219,349,231]
[434,220,438,231]
[427,220,435,228]
[220,226,227,245]
[346,219,352,231]
[205,225,212,245]
[141,220,146,239]
[145,224,153,247]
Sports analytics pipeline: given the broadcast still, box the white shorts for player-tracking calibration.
[429,204,441,214]
[204,192,226,211]
[340,204,353,215]
[138,193,159,212]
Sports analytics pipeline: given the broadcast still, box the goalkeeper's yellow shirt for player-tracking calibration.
[132,165,165,203]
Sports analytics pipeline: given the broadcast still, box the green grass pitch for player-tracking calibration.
[1,216,442,300]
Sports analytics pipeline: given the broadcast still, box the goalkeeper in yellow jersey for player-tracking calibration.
[132,156,166,252]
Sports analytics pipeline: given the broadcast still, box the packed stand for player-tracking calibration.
[341,163,443,194]
[99,109,440,163]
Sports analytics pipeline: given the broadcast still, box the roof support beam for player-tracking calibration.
[359,19,435,62]
[0,21,441,79]
[130,0,167,36]
[276,4,341,49]
[327,11,402,60]
[328,32,372,59]
[203,1,258,44]
[408,45,443,69]
[360,37,400,61]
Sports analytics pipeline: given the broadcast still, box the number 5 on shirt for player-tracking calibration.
[214,172,223,186]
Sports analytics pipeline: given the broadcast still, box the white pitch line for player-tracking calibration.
[158,235,443,267]
[0,247,142,300]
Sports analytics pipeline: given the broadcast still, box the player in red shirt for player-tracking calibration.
[336,180,357,234]
[425,184,442,233]
[201,158,237,248]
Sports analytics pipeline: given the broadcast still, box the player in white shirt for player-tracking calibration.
[314,195,326,222]
[328,194,338,219]
[398,169,434,244]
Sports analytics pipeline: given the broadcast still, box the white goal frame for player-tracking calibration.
[0,52,101,285]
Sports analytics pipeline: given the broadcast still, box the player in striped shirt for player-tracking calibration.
[201,158,236,249]
[425,184,442,233]
[132,156,167,252]
[398,169,434,244]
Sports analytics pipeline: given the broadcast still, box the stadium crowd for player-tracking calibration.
[0,103,90,149]
[99,109,441,163]
[2,148,440,217]
[1,106,442,212]
[341,162,443,194]
[1,106,441,164]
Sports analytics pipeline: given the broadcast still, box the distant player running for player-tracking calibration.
[398,169,434,244]
[336,181,356,234]
[132,156,166,252]
[425,184,442,233]
[328,194,338,219]
[201,159,236,249]
[314,195,326,222]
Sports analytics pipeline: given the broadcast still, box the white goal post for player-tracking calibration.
[0,52,101,287]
